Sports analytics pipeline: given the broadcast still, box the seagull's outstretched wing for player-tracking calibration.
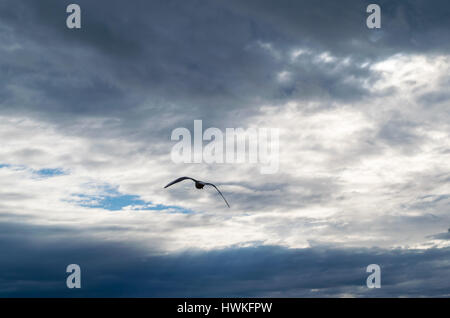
[205,183,230,208]
[164,177,197,188]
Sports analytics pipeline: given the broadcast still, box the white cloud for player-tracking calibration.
[1,52,449,253]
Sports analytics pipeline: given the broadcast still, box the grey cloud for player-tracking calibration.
[428,231,450,240]
[376,117,424,151]
[419,91,450,105]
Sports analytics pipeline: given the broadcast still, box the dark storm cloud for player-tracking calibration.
[0,221,449,297]
[1,0,276,126]
[222,0,450,57]
[2,0,448,135]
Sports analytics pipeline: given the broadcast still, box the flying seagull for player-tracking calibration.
[164,177,230,208]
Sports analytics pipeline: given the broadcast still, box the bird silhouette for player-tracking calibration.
[164,177,230,208]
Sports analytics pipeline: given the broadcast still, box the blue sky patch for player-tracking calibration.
[34,168,66,177]
[76,193,145,211]
[0,163,27,171]
[72,186,193,213]
[1,163,66,177]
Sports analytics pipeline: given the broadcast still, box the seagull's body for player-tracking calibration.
[164,177,230,208]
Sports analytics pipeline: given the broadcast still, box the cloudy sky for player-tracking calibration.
[0,0,449,297]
